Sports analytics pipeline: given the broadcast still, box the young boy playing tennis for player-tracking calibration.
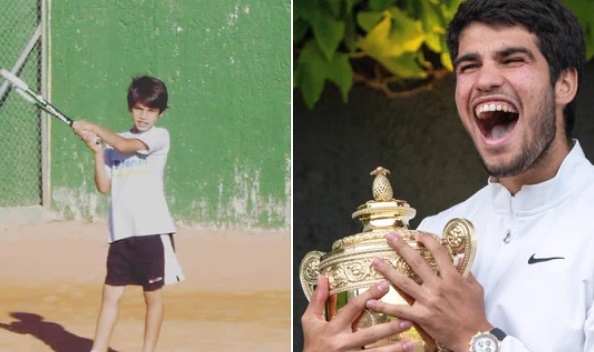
[73,75,184,352]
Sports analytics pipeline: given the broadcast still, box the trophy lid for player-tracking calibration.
[351,166,416,232]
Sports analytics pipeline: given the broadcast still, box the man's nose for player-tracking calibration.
[475,63,504,92]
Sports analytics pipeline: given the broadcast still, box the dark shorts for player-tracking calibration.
[105,234,175,292]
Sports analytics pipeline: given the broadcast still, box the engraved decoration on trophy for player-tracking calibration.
[299,166,477,352]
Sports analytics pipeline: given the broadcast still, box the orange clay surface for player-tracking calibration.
[0,221,290,352]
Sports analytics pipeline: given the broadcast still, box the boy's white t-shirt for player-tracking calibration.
[104,126,176,243]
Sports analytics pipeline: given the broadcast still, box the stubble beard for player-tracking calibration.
[479,92,557,178]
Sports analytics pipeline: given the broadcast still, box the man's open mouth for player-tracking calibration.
[474,102,519,141]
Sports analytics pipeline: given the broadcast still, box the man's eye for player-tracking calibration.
[503,58,524,65]
[459,64,478,73]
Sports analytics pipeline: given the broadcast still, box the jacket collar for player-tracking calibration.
[488,141,594,215]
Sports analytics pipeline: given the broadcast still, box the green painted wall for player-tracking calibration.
[49,0,291,229]
[0,0,41,207]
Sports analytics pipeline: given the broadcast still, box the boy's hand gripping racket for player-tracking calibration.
[0,68,101,144]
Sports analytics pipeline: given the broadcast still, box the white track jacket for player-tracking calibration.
[418,141,594,352]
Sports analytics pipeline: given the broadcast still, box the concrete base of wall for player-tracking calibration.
[0,206,59,224]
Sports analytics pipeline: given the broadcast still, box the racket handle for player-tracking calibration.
[88,133,102,145]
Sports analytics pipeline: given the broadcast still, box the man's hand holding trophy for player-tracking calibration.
[300,167,478,352]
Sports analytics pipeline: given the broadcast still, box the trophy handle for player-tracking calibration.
[299,250,325,300]
[441,218,477,278]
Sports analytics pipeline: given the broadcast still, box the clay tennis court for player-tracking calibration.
[0,220,290,352]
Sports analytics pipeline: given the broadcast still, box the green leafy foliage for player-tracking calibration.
[294,0,594,109]
[293,0,461,108]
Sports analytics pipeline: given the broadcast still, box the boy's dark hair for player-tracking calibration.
[127,76,168,113]
[447,0,585,136]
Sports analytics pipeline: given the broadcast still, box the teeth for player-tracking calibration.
[475,102,517,118]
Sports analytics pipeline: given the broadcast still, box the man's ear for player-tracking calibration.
[555,68,578,105]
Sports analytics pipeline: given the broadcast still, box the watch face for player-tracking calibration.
[471,334,499,352]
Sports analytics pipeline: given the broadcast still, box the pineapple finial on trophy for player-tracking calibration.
[370,166,393,202]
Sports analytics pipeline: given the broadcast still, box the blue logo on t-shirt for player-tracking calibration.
[112,157,149,176]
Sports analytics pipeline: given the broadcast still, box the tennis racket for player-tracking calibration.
[0,68,100,144]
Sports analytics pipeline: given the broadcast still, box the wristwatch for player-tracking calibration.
[469,327,507,352]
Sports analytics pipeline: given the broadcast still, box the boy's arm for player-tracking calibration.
[72,120,148,153]
[80,131,110,193]
[93,148,110,194]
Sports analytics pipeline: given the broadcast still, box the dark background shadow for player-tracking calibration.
[0,312,119,352]
[293,60,594,350]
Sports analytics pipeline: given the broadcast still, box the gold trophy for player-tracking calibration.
[299,167,477,352]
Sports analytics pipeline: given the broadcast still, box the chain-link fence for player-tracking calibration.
[0,0,44,208]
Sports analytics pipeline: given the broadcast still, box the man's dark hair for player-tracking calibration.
[127,76,168,113]
[447,0,585,136]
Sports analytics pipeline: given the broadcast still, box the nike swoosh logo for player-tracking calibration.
[528,253,565,264]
